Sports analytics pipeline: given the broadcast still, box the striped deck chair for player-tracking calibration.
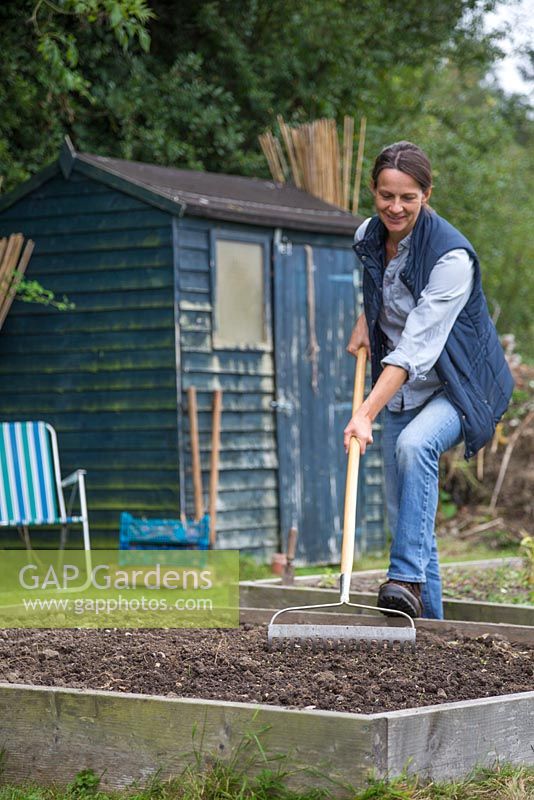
[0,422,91,557]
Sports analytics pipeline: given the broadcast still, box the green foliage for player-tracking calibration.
[520,534,534,592]
[438,489,458,521]
[317,567,338,588]
[0,1,153,188]
[66,769,101,800]
[0,0,532,352]
[88,53,249,172]
[16,278,75,311]
[0,0,500,188]
[238,554,272,581]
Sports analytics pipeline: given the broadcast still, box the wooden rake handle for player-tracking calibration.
[208,389,222,547]
[340,347,367,597]
[187,387,204,522]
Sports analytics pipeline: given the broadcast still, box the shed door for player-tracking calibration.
[273,239,364,564]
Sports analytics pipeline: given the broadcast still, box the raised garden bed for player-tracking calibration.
[241,558,534,626]
[1,610,534,793]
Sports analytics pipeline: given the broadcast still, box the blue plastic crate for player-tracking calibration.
[119,512,210,551]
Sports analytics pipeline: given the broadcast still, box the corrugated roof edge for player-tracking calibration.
[0,138,363,235]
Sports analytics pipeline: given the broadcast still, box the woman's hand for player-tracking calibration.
[346,313,371,361]
[343,410,373,455]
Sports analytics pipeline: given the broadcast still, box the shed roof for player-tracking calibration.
[0,139,362,236]
[79,152,361,234]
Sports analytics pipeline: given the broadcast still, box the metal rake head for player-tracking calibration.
[267,621,416,652]
[267,599,417,652]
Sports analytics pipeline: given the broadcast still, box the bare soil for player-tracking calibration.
[1,626,533,714]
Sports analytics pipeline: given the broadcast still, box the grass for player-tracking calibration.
[355,764,534,798]
[0,764,533,800]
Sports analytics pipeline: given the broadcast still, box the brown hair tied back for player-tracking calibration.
[371,141,432,192]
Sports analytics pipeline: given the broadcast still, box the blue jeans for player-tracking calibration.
[382,394,462,619]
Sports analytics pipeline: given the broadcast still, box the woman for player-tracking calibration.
[344,141,513,620]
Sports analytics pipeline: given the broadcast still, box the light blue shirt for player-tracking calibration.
[355,218,474,412]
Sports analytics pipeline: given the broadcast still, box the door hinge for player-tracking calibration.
[274,228,293,256]
[270,397,294,414]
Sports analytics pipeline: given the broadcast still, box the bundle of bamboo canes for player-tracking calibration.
[259,114,366,214]
[0,233,35,332]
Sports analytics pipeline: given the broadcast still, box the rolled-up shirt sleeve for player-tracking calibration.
[381,249,474,381]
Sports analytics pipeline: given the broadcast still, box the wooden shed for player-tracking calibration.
[0,139,385,562]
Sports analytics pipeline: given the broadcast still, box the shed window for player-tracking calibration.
[214,239,268,348]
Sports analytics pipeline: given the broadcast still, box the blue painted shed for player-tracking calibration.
[0,139,386,562]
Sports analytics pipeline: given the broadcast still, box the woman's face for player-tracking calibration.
[372,168,432,241]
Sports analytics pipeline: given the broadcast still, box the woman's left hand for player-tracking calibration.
[343,411,373,455]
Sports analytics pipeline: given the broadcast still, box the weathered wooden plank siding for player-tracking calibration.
[0,163,384,558]
[175,218,278,554]
[0,173,179,543]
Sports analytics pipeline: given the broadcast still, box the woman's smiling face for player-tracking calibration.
[372,168,432,241]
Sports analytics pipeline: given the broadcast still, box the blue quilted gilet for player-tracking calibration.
[353,209,514,458]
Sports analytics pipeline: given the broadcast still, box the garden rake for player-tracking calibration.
[268,347,416,650]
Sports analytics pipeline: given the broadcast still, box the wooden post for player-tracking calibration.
[187,386,203,522]
[282,527,298,586]
[209,389,222,547]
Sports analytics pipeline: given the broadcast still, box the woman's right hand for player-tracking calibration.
[346,313,371,361]
[343,409,373,455]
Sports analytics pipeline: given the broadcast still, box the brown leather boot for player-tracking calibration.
[377,579,423,618]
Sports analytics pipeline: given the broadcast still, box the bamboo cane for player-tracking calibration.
[260,115,363,211]
[352,115,367,214]
[316,119,329,201]
[0,234,23,296]
[319,119,326,201]
[332,118,342,207]
[342,116,354,210]
[278,115,302,188]
[310,122,318,196]
[259,132,285,183]
[274,135,289,181]
[1,238,34,320]
[0,234,29,330]
[292,125,307,192]
[321,119,329,201]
